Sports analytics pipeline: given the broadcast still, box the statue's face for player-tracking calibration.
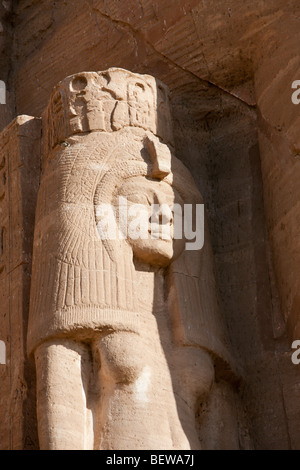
[117,176,185,267]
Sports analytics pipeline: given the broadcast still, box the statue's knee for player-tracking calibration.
[176,349,215,402]
[97,332,146,385]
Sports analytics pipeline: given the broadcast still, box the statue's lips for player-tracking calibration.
[148,228,172,240]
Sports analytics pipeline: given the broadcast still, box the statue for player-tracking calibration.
[27,68,235,450]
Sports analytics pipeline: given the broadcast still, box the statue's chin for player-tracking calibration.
[131,238,184,268]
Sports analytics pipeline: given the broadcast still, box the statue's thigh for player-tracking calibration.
[35,338,90,388]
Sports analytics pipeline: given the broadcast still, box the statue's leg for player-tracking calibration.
[92,330,189,450]
[174,348,215,409]
[166,347,215,449]
[34,338,93,450]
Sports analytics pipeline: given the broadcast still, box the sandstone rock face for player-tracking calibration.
[0,0,14,131]
[0,0,300,450]
[0,116,41,449]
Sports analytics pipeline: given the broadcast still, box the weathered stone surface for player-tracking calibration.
[0,116,41,450]
[0,0,14,131]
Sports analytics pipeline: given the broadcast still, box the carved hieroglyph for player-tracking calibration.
[28,68,235,450]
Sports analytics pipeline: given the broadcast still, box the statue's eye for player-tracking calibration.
[125,193,149,206]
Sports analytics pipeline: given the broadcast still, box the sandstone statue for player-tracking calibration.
[27,68,235,450]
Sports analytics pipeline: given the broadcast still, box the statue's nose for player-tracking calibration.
[151,204,173,225]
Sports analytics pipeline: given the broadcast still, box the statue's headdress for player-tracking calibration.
[43,68,174,157]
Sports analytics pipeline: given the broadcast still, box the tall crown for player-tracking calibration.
[43,68,174,153]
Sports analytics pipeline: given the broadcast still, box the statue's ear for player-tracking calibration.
[167,213,237,377]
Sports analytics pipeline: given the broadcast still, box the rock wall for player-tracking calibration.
[0,116,40,449]
[0,0,14,130]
